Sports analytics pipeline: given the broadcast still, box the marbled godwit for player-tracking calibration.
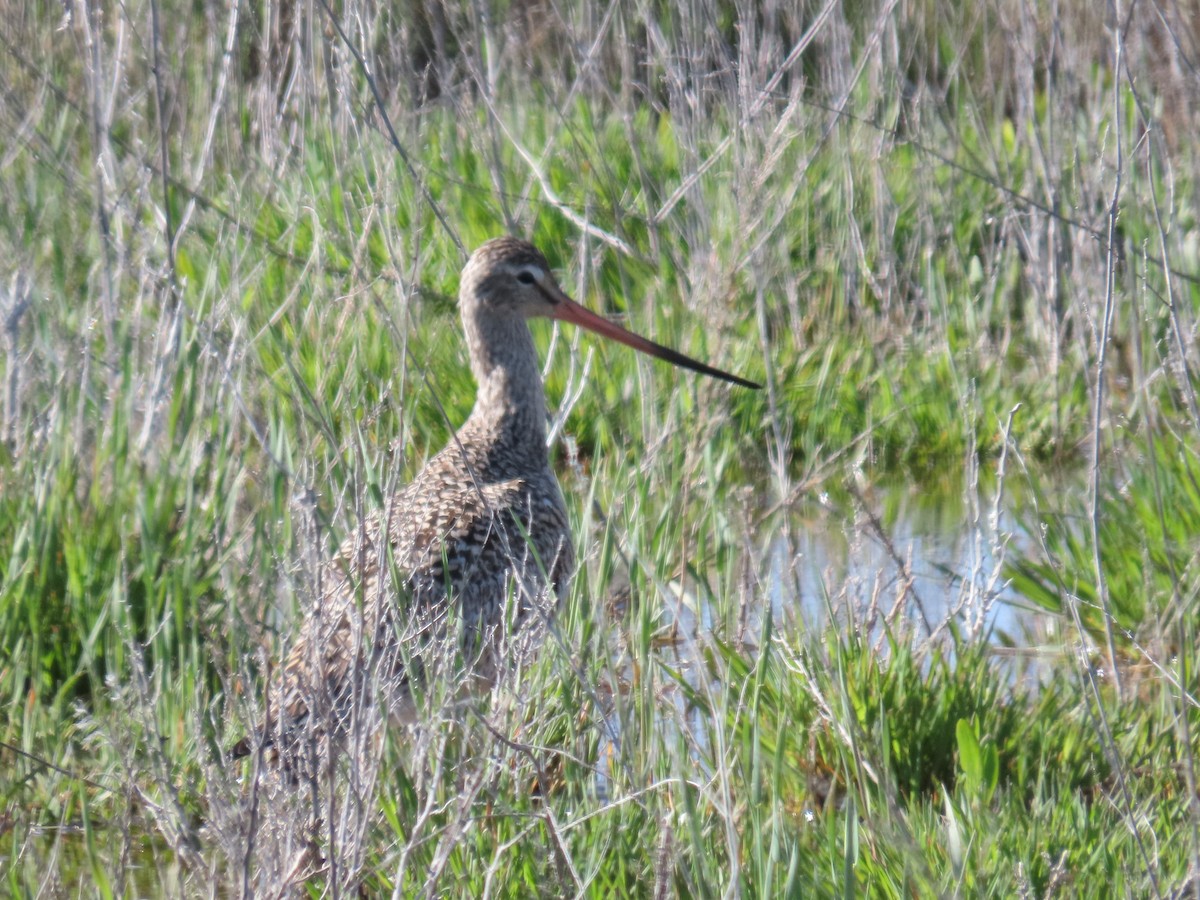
[240,237,757,776]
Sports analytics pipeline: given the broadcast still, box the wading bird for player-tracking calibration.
[239,237,758,778]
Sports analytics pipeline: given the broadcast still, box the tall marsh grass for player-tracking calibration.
[1,0,1199,894]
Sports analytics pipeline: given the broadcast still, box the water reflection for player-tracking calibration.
[642,468,1070,687]
[762,471,1069,644]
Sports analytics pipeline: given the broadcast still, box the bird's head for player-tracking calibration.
[460,237,760,389]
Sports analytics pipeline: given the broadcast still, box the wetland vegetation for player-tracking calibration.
[1,0,1199,895]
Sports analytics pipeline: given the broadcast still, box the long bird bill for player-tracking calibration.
[542,285,761,390]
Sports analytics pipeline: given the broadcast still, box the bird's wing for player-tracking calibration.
[269,475,561,750]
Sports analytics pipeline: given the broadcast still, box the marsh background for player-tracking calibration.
[2,0,1199,895]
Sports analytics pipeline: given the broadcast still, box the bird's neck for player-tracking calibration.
[460,310,549,470]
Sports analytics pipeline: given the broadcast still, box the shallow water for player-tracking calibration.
[622,471,1072,789]
[772,480,1031,639]
[650,471,1055,649]
[643,466,1084,708]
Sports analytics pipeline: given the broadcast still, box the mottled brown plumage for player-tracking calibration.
[239,237,757,777]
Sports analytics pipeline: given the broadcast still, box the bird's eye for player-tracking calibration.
[516,270,536,285]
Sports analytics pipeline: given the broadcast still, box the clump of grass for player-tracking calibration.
[1009,430,1200,655]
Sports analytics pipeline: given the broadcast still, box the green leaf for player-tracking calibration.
[842,791,858,899]
[981,740,1000,802]
[956,717,983,789]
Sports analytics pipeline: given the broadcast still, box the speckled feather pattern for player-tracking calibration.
[252,238,576,776]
